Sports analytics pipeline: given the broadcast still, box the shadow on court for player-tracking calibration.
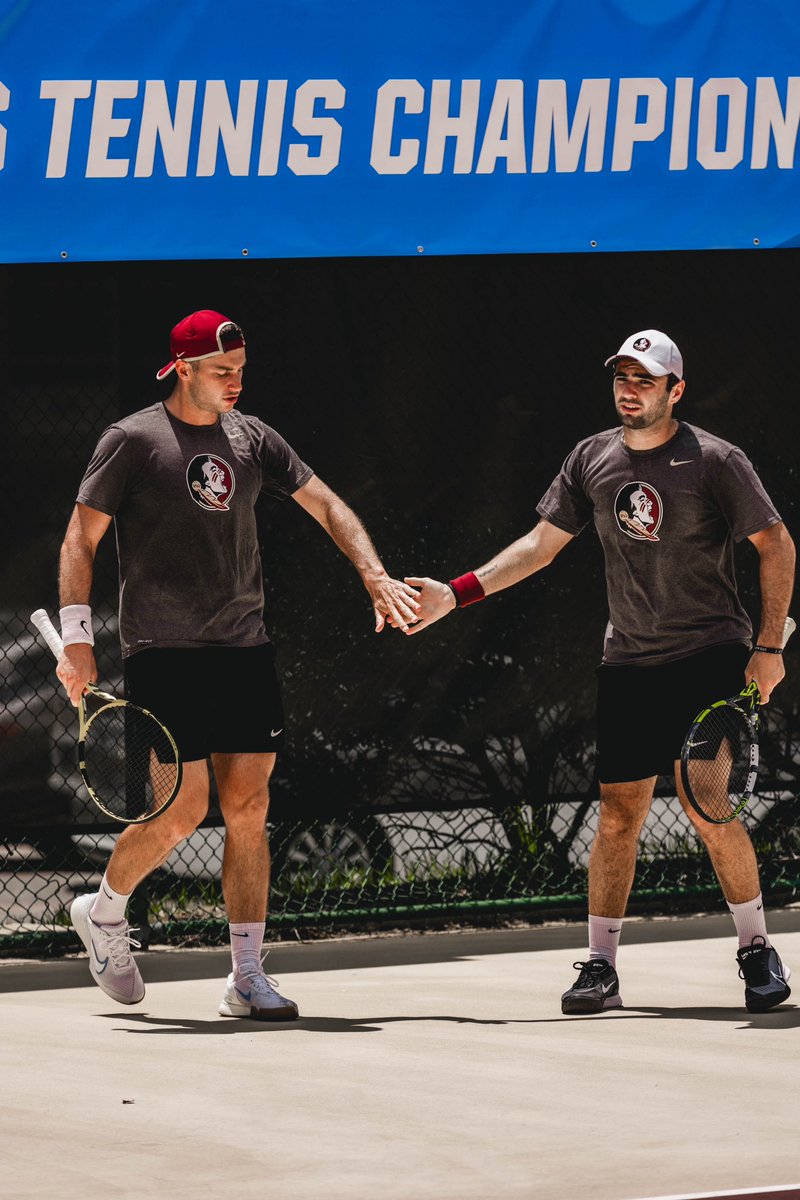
[95,1000,800,1036]
[540,1003,800,1028]
[99,1011,512,1035]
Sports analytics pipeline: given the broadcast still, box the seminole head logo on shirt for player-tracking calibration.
[614,481,663,542]
[186,454,236,512]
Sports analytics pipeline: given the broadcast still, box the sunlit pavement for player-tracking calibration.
[3,913,800,1200]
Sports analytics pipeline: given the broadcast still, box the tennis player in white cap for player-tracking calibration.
[402,329,795,1015]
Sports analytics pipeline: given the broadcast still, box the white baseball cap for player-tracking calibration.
[605,329,683,379]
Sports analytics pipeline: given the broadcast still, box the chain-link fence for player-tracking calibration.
[1,250,798,954]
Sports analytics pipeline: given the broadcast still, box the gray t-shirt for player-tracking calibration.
[536,422,781,666]
[77,403,313,657]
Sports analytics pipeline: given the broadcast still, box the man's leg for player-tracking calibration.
[214,752,275,922]
[562,777,656,1015]
[589,777,657,916]
[102,760,211,895]
[71,760,211,1004]
[676,770,761,904]
[676,762,791,1011]
[213,752,298,1021]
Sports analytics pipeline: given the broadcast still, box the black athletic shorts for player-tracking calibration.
[595,642,750,784]
[124,644,285,762]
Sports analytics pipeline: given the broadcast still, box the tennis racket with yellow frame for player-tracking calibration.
[31,608,182,825]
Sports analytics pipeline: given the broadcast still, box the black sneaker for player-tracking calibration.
[737,936,792,1013]
[561,958,623,1015]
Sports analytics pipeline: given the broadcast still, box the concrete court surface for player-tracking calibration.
[2,912,800,1200]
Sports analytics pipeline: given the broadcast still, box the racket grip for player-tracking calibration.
[30,608,65,659]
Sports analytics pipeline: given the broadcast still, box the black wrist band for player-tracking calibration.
[446,582,459,606]
[753,645,783,655]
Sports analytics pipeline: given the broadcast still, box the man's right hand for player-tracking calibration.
[56,643,98,706]
[392,576,457,635]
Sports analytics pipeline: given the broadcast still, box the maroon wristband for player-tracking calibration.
[449,571,486,607]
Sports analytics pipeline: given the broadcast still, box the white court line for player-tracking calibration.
[634,1186,800,1200]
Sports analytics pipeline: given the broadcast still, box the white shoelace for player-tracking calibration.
[99,925,142,970]
[238,952,282,996]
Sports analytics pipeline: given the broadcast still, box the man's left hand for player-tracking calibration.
[366,575,421,632]
[746,651,786,704]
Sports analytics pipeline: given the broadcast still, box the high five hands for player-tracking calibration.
[385,576,456,635]
[367,574,423,633]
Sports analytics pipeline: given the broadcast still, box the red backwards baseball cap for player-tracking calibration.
[156,310,246,380]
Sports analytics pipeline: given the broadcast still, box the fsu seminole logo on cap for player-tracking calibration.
[614,481,662,542]
[186,454,236,512]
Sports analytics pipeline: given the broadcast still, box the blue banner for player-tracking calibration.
[1,0,800,261]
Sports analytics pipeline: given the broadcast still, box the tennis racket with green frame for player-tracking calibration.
[680,616,796,824]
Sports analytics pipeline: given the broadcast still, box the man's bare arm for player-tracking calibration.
[403,518,576,636]
[60,503,112,603]
[471,519,577,594]
[291,475,420,632]
[746,521,796,702]
[57,503,113,704]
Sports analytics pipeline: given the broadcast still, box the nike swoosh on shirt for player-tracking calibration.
[670,458,694,466]
[271,728,283,737]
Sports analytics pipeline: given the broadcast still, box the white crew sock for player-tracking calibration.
[230,922,266,977]
[588,914,624,967]
[728,894,770,948]
[90,874,132,925]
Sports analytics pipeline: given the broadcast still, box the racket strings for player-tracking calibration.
[684,705,756,821]
[83,705,180,821]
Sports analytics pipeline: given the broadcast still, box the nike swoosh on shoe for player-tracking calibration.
[90,940,109,974]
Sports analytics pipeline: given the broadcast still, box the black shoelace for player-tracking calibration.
[571,959,611,988]
[737,944,770,985]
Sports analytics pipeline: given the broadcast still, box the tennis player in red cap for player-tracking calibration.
[54,309,420,1020]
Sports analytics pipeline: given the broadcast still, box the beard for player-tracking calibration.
[186,375,224,414]
[617,393,670,429]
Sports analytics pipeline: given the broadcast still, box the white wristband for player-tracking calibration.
[59,604,94,647]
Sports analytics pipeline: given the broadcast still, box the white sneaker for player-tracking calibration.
[218,964,299,1021]
[70,893,145,1005]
